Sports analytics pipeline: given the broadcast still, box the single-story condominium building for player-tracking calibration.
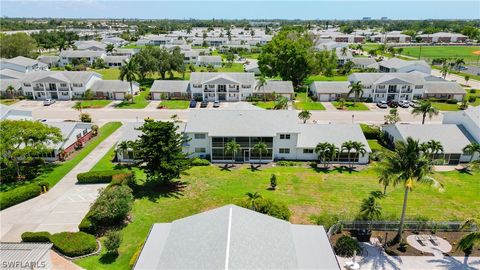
[378,58,431,74]
[88,80,139,100]
[310,81,351,102]
[1,56,49,73]
[59,50,106,67]
[133,205,340,270]
[196,55,222,67]
[0,104,33,120]
[382,124,476,165]
[43,122,94,161]
[443,106,480,145]
[417,32,468,43]
[150,80,190,100]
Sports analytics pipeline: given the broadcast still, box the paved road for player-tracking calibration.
[0,128,123,242]
[431,69,480,89]
[11,100,444,124]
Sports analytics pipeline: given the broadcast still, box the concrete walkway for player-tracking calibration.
[0,128,123,242]
[321,102,337,111]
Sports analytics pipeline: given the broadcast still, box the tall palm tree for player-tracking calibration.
[378,137,442,242]
[352,141,367,168]
[245,192,262,211]
[347,81,364,105]
[119,58,140,103]
[463,142,480,164]
[341,141,355,167]
[298,110,311,124]
[457,219,480,254]
[255,76,267,102]
[455,58,465,70]
[441,63,449,79]
[411,100,439,124]
[253,142,268,167]
[224,140,241,165]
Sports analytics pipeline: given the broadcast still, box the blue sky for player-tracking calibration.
[1,1,479,20]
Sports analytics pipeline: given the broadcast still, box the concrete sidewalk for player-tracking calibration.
[0,128,123,242]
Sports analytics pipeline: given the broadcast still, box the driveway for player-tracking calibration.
[431,69,480,89]
[0,127,123,242]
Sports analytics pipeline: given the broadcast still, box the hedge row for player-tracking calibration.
[77,170,133,184]
[0,184,42,210]
[360,124,381,140]
[21,231,97,257]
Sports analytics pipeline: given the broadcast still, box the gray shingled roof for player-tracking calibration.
[310,81,351,94]
[351,57,377,66]
[134,205,339,270]
[21,71,101,84]
[0,69,26,79]
[0,79,22,91]
[118,122,187,143]
[104,55,129,63]
[190,72,255,85]
[257,80,294,94]
[297,124,372,151]
[0,243,52,266]
[59,50,105,58]
[197,55,222,63]
[2,56,47,68]
[90,80,137,93]
[150,80,190,93]
[383,124,472,153]
[424,81,466,95]
[349,72,425,85]
[0,104,33,120]
[379,58,429,69]
[37,55,60,65]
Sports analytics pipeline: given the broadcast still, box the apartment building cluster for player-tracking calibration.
[310,57,466,102]
[0,56,138,100]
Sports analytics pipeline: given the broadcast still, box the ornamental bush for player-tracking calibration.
[50,232,97,257]
[77,170,133,184]
[89,185,133,226]
[0,184,42,210]
[103,231,122,254]
[360,124,381,140]
[78,215,97,234]
[191,158,210,166]
[21,231,51,242]
[334,235,362,257]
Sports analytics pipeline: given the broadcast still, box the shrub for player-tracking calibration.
[0,184,42,210]
[270,174,277,190]
[468,96,477,103]
[446,99,458,104]
[360,124,381,140]
[89,185,133,226]
[334,235,362,257]
[242,198,291,221]
[103,231,121,254]
[21,231,51,242]
[50,232,97,257]
[78,215,97,234]
[398,240,408,252]
[276,160,297,166]
[80,113,92,123]
[191,158,210,166]
[77,170,133,184]
[469,89,476,94]
[310,213,341,229]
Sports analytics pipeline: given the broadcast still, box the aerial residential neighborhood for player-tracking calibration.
[0,1,479,270]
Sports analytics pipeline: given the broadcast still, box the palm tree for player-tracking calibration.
[426,140,444,162]
[116,140,132,160]
[315,142,337,169]
[245,192,262,211]
[73,101,83,113]
[457,219,480,255]
[253,142,268,167]
[455,58,465,70]
[352,141,367,168]
[5,85,15,99]
[360,196,382,221]
[377,164,393,194]
[348,81,364,106]
[340,47,348,57]
[441,63,449,79]
[341,141,355,167]
[378,137,442,242]
[463,142,480,163]
[58,38,66,52]
[106,44,115,53]
[255,76,267,102]
[298,110,311,124]
[411,100,439,124]
[274,96,288,110]
[119,58,140,103]
[224,140,241,166]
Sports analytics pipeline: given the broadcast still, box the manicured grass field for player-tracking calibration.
[398,46,480,62]
[76,156,479,270]
[332,101,369,111]
[304,75,348,85]
[431,102,461,111]
[0,99,19,105]
[0,122,122,193]
[115,90,151,109]
[75,100,112,109]
[93,68,120,80]
[252,101,275,109]
[158,100,189,109]
[294,92,326,110]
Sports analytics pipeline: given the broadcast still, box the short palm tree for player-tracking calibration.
[378,137,442,242]
[376,163,393,194]
[352,141,366,168]
[341,140,355,167]
[106,44,115,53]
[73,101,83,113]
[224,140,241,165]
[360,196,382,221]
[441,63,449,79]
[5,85,15,99]
[315,142,337,168]
[245,192,262,211]
[411,100,439,124]
[340,47,348,56]
[116,140,133,160]
[463,142,480,163]
[457,219,480,255]
[427,140,444,161]
[298,110,311,124]
[119,58,140,103]
[348,81,364,105]
[256,75,267,102]
[253,142,268,167]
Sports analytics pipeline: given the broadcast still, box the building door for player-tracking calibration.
[50,92,58,99]
[243,149,250,162]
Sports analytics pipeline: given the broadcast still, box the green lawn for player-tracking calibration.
[115,89,151,109]
[332,101,369,111]
[252,101,276,109]
[0,99,19,105]
[74,100,112,109]
[76,159,479,270]
[158,100,190,109]
[92,68,120,80]
[0,122,122,194]
[304,75,348,85]
[398,46,480,63]
[294,92,326,110]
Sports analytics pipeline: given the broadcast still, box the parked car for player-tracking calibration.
[376,101,388,109]
[398,100,410,108]
[189,100,197,108]
[213,101,220,108]
[200,101,209,108]
[409,100,420,108]
[43,99,56,106]
[387,100,398,108]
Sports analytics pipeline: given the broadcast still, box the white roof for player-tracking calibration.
[151,80,190,93]
[0,104,33,120]
[310,81,351,94]
[21,71,101,84]
[190,72,255,85]
[90,80,137,93]
[1,56,47,68]
[59,50,105,58]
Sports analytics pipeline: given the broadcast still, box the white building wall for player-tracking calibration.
[273,133,299,160]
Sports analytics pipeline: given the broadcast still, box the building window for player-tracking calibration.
[242,85,251,89]
[303,149,314,154]
[279,148,290,154]
[193,84,202,88]
[60,83,67,87]
[415,85,423,89]
[24,83,31,87]
[73,83,83,87]
[195,148,206,153]
[194,133,206,139]
[280,134,290,140]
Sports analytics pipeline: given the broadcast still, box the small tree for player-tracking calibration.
[80,113,92,123]
[83,89,94,100]
[245,192,262,211]
[104,231,121,255]
[253,142,268,167]
[270,174,277,190]
[384,108,401,124]
[347,81,364,105]
[298,110,311,124]
[224,140,241,166]
[464,74,470,85]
